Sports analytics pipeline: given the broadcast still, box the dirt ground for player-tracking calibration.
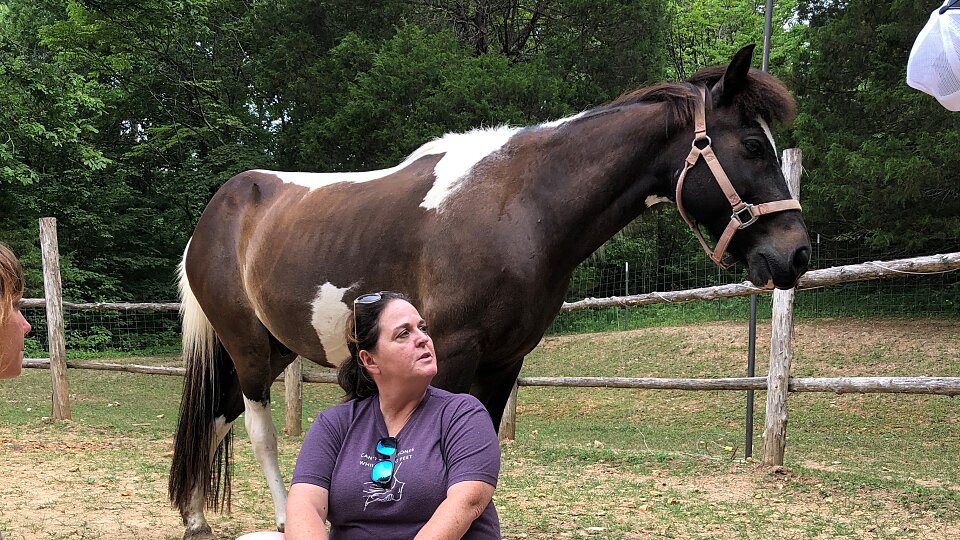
[1,318,958,539]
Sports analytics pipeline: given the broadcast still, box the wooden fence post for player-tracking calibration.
[763,149,801,466]
[39,217,71,420]
[499,381,518,442]
[284,356,303,436]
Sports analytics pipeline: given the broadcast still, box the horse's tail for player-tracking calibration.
[169,242,235,515]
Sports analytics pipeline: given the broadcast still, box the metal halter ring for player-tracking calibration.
[692,135,712,149]
[733,204,759,229]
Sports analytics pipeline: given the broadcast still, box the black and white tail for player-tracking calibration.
[168,244,236,515]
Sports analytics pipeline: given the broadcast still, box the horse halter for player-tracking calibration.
[675,87,802,269]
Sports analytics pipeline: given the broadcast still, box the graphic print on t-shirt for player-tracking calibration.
[360,446,416,510]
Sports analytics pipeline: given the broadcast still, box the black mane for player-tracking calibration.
[605,66,796,127]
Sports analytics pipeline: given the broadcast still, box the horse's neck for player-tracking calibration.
[529,103,676,272]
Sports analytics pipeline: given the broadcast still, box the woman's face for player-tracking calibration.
[361,299,437,385]
[0,304,30,379]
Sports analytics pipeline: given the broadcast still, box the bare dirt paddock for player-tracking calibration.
[1,318,959,539]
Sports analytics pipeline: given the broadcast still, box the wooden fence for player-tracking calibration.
[22,225,960,462]
[20,153,960,463]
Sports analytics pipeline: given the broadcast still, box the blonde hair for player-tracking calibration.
[0,242,25,326]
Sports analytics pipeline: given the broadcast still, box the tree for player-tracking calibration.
[0,0,674,303]
[791,0,960,255]
[1,0,272,300]
[666,0,806,79]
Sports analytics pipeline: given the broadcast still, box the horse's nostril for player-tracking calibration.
[793,245,811,272]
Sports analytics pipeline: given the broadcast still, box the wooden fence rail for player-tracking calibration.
[19,205,960,465]
[19,299,180,311]
[23,358,960,396]
[561,252,960,311]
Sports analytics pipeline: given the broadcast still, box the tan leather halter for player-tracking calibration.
[675,87,802,269]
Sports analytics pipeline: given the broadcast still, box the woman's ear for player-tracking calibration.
[359,349,380,375]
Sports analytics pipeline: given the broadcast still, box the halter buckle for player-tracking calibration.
[733,204,759,229]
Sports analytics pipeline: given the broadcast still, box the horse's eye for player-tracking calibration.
[743,138,763,156]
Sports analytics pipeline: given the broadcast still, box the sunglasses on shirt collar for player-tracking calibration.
[371,436,398,487]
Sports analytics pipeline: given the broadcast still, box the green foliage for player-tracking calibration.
[297,25,574,171]
[790,0,960,255]
[0,0,674,303]
[0,1,110,186]
[667,0,806,78]
[0,0,955,308]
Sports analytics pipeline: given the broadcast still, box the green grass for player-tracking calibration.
[1,317,959,539]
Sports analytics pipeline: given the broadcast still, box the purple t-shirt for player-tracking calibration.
[292,386,501,539]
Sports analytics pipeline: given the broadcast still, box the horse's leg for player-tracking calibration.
[243,391,288,532]
[470,358,525,432]
[225,335,295,533]
[180,416,237,539]
[430,329,482,395]
[177,301,289,536]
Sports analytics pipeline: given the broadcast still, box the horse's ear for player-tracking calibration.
[712,44,756,106]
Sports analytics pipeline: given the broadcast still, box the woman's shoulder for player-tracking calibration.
[316,395,377,425]
[425,386,486,413]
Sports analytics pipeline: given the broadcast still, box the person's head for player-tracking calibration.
[338,291,436,401]
[0,242,30,379]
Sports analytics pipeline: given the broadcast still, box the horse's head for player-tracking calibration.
[667,45,811,289]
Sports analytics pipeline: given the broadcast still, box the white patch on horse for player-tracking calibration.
[540,111,587,128]
[310,282,351,366]
[242,397,287,531]
[213,416,231,444]
[758,117,778,159]
[420,126,521,210]
[183,486,209,532]
[252,139,446,190]
[644,195,673,208]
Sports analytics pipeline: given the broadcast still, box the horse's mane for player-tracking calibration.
[606,66,796,127]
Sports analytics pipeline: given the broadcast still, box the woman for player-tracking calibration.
[0,242,30,380]
[0,242,30,538]
[286,291,501,539]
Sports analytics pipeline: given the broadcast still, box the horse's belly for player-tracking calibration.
[253,280,352,370]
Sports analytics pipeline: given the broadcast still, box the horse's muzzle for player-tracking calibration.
[748,241,811,290]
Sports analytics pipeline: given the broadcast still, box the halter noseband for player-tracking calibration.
[674,87,802,269]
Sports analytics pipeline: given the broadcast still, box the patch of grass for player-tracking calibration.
[1,318,959,538]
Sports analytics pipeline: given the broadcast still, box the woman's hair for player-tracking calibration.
[0,242,25,327]
[337,291,411,402]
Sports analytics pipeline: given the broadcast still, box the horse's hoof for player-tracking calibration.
[183,524,214,540]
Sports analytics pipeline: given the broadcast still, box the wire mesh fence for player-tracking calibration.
[548,236,960,334]
[21,237,960,355]
[23,307,181,357]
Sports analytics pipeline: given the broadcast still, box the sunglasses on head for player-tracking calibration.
[371,436,398,487]
[353,292,388,342]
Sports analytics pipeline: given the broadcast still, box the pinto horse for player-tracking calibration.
[169,45,810,538]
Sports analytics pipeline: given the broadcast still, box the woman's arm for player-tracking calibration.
[285,483,330,540]
[414,480,495,540]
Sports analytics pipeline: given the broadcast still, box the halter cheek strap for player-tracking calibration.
[674,87,802,268]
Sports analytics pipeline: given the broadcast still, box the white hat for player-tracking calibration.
[907,0,960,111]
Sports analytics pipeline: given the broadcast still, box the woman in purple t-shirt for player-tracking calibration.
[285,291,501,540]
